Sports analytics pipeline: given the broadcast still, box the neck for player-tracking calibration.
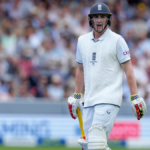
[93,27,108,40]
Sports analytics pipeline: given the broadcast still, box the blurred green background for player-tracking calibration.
[0,148,149,150]
[0,147,150,150]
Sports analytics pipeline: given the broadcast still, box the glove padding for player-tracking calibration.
[68,97,83,119]
[131,98,147,120]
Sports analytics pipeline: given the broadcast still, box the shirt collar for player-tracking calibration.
[90,28,110,41]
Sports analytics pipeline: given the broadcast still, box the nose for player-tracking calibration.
[97,17,103,23]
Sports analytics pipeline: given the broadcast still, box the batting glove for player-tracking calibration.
[68,93,83,119]
[130,94,147,120]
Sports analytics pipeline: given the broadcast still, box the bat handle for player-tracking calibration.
[77,107,86,139]
[77,108,86,150]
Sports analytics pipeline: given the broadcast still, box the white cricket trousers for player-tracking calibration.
[83,104,120,139]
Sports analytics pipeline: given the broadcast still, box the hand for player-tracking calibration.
[130,94,147,120]
[68,93,83,119]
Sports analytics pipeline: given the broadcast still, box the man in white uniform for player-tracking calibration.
[68,3,147,150]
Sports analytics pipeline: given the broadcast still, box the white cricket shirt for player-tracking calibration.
[76,28,130,107]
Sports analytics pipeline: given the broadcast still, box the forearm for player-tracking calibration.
[125,69,138,95]
[75,64,84,93]
[121,60,138,95]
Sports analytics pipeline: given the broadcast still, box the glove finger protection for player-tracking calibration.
[130,94,147,120]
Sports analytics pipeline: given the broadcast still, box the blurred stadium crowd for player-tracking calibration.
[0,0,149,102]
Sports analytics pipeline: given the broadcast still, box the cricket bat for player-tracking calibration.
[77,107,86,139]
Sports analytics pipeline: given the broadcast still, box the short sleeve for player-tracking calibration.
[116,37,131,64]
[76,40,83,64]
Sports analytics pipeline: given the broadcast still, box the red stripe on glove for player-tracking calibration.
[68,103,76,119]
[135,104,141,120]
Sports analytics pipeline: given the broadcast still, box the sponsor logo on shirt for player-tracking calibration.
[123,51,130,55]
[90,52,97,66]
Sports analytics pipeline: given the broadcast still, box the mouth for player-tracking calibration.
[97,24,102,27]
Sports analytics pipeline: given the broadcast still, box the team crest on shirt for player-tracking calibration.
[90,52,97,66]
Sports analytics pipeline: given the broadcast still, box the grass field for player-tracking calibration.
[0,147,149,150]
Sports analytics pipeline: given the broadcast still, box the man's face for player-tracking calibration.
[92,14,108,32]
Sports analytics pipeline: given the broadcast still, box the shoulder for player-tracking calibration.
[78,31,92,43]
[109,30,122,40]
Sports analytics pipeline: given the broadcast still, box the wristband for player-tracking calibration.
[130,94,139,101]
[74,93,82,100]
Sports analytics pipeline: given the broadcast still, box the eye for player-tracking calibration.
[93,15,98,19]
[102,17,107,20]
[101,15,105,18]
